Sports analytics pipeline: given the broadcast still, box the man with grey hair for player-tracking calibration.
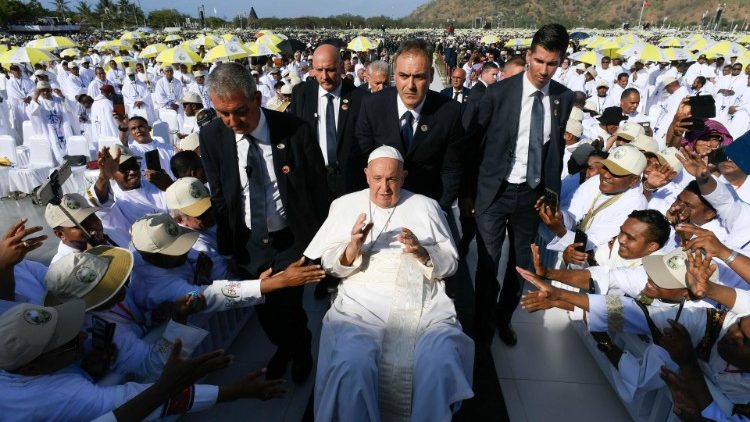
[200,62,329,383]
[364,60,390,93]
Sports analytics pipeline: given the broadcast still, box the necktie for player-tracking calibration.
[246,135,268,243]
[453,91,459,101]
[401,111,414,150]
[527,91,544,189]
[325,93,337,165]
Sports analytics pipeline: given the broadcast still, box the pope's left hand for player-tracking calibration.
[399,228,429,265]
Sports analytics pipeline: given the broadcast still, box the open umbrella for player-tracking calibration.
[155,46,202,65]
[480,34,500,44]
[569,50,603,66]
[28,36,76,50]
[204,42,251,62]
[594,39,623,58]
[277,39,306,56]
[246,41,281,57]
[0,47,58,65]
[120,31,143,41]
[737,34,750,45]
[569,32,590,40]
[140,43,168,59]
[0,45,8,53]
[617,43,668,62]
[616,33,643,46]
[347,36,376,51]
[662,48,695,61]
[255,32,287,45]
[703,41,750,59]
[106,39,133,51]
[164,34,183,42]
[221,34,240,43]
[190,34,220,49]
[658,36,684,48]
[59,48,80,58]
[686,38,713,52]
[580,35,605,47]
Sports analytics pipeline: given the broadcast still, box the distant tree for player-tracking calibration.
[148,8,189,28]
[75,0,94,22]
[53,0,71,17]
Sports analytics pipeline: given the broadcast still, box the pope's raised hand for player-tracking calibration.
[342,213,373,266]
[399,228,429,264]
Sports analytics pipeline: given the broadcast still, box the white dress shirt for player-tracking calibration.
[317,84,341,165]
[396,93,425,137]
[507,72,552,184]
[235,110,287,232]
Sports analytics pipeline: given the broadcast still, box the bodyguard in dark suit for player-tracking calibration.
[200,63,329,383]
[467,24,574,346]
[439,67,470,104]
[291,44,368,199]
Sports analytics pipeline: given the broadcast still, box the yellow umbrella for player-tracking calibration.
[121,31,143,41]
[594,39,623,58]
[204,42,250,62]
[663,48,696,61]
[256,32,286,46]
[569,50,603,66]
[155,46,202,64]
[686,38,712,52]
[221,34,240,43]
[106,39,133,51]
[580,35,605,47]
[480,34,500,44]
[505,38,531,49]
[246,41,281,57]
[737,34,750,45]
[140,43,168,59]
[658,37,684,48]
[0,47,58,65]
[164,34,182,42]
[28,36,76,50]
[347,36,376,51]
[59,48,80,58]
[190,34,220,49]
[616,33,643,45]
[703,41,750,58]
[617,43,668,62]
[0,45,8,53]
[687,33,706,42]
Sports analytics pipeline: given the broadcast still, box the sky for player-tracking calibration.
[136,0,430,20]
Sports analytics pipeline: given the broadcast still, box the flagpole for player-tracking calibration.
[637,0,646,29]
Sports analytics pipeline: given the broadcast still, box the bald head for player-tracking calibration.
[313,44,343,92]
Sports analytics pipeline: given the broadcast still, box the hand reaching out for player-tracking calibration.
[399,228,429,264]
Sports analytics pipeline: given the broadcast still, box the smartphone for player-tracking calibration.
[144,149,161,171]
[681,117,706,132]
[574,229,588,253]
[91,315,116,352]
[113,103,125,116]
[688,95,716,119]
[543,187,559,212]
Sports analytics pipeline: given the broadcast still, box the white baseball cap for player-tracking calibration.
[643,249,717,290]
[662,76,679,87]
[601,145,647,176]
[615,121,645,141]
[280,84,293,95]
[586,67,598,78]
[583,99,599,114]
[0,300,85,370]
[569,107,584,122]
[44,246,134,310]
[180,132,200,151]
[630,133,659,154]
[131,213,199,256]
[166,177,211,217]
[368,145,403,163]
[45,193,99,228]
[36,81,51,90]
[180,92,203,105]
[33,69,47,76]
[107,144,139,164]
[193,70,207,77]
[125,67,134,75]
[566,118,583,138]
[575,62,587,71]
[596,79,609,88]
[655,147,684,173]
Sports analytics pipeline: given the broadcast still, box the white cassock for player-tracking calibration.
[26,96,71,164]
[106,68,125,89]
[6,76,35,133]
[121,78,155,123]
[188,82,212,108]
[0,97,21,143]
[90,95,120,140]
[305,189,474,422]
[79,67,95,87]
[87,78,114,99]
[154,77,183,130]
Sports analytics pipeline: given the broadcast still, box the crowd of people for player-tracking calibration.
[0,21,749,421]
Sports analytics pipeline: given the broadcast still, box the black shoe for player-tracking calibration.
[291,348,313,384]
[496,324,517,346]
[266,348,291,380]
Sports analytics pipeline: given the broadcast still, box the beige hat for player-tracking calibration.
[655,147,684,173]
[251,70,260,76]
[615,121,645,141]
[45,193,100,228]
[193,70,207,77]
[280,84,293,95]
[125,67,134,75]
[44,246,134,310]
[107,143,138,164]
[643,249,717,290]
[630,133,659,153]
[575,62,587,71]
[0,300,85,370]
[596,79,609,88]
[131,213,199,256]
[662,76,679,87]
[161,63,173,71]
[181,92,203,105]
[586,67,598,78]
[368,145,404,163]
[180,132,200,151]
[566,118,583,138]
[601,145,647,176]
[166,177,211,217]
[583,98,599,114]
[36,81,51,90]
[569,107,584,122]
[33,69,47,76]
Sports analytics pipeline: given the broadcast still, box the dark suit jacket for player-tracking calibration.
[291,78,367,199]
[199,108,329,272]
[470,72,575,215]
[356,87,465,208]
[439,86,470,104]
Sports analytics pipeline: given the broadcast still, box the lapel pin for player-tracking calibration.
[420,124,428,132]
[554,99,560,105]
[341,103,349,111]
[281,165,291,174]
[277,143,285,149]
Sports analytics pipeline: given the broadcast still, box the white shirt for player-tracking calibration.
[508,72,552,184]
[317,84,341,165]
[396,92,426,139]
[235,110,287,232]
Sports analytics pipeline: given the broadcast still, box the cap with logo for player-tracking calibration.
[108,143,139,164]
[166,177,211,217]
[180,92,203,105]
[0,300,85,370]
[193,70,207,78]
[44,246,134,310]
[655,147,684,173]
[615,121,645,141]
[643,249,717,290]
[131,213,199,256]
[630,134,659,154]
[596,79,609,89]
[180,132,200,151]
[33,69,47,76]
[662,76,679,87]
[45,193,100,228]
[601,145,647,176]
